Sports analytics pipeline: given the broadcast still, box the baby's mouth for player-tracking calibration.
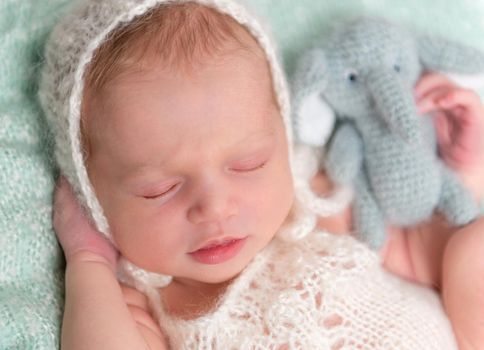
[198,238,238,251]
[189,236,243,252]
[188,237,247,265]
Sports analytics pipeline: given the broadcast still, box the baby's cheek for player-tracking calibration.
[107,203,159,262]
[251,170,293,233]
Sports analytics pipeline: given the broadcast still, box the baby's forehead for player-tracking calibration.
[89,46,275,113]
[85,68,282,177]
[84,36,277,132]
[84,47,281,155]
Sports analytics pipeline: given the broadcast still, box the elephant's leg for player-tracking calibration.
[353,176,386,250]
[437,166,479,226]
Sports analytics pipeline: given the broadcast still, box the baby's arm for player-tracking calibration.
[314,73,484,349]
[383,73,484,284]
[54,178,167,350]
[414,73,484,349]
[441,217,484,350]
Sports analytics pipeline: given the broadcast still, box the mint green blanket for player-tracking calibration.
[1,0,483,348]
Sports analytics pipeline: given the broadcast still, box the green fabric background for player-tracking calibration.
[1,0,483,348]
[250,0,484,75]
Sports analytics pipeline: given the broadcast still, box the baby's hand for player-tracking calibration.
[55,177,168,349]
[53,177,118,272]
[415,72,484,199]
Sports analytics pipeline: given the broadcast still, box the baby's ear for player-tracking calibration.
[418,35,484,75]
[291,48,335,147]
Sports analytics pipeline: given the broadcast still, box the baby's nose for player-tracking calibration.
[187,191,238,225]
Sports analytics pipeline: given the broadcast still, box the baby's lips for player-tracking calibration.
[189,235,246,253]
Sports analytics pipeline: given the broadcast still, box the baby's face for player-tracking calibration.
[84,50,294,284]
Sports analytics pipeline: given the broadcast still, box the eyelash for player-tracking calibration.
[141,160,268,199]
[143,183,180,200]
[231,161,267,173]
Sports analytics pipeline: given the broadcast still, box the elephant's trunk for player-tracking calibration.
[366,69,420,143]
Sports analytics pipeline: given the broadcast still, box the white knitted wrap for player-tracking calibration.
[158,231,457,349]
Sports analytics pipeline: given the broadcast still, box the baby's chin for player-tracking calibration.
[194,273,240,286]
[185,261,249,285]
[167,268,243,292]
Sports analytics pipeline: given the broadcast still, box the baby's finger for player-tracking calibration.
[53,177,90,235]
[53,177,119,267]
[416,87,452,115]
[433,111,452,147]
[436,89,484,119]
[53,177,77,230]
[414,73,455,100]
[53,176,68,204]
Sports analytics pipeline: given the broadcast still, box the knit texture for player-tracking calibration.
[0,1,70,349]
[155,231,457,349]
[2,0,484,348]
[292,17,483,249]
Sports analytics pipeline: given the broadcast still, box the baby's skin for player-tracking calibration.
[314,72,484,349]
[391,72,484,349]
[54,178,168,349]
[54,72,484,350]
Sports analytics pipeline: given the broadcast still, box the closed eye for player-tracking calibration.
[142,183,180,200]
[230,161,267,173]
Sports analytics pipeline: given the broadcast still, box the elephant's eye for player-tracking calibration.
[345,69,359,83]
[393,64,401,73]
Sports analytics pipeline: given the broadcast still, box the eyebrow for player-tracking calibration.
[229,128,276,150]
[120,127,277,184]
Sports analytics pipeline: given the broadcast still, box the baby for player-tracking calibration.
[40,0,484,349]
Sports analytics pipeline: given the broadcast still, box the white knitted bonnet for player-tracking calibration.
[39,0,348,287]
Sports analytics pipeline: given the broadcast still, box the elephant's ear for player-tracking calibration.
[291,48,335,147]
[418,35,484,75]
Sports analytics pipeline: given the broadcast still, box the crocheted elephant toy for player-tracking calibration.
[292,17,484,249]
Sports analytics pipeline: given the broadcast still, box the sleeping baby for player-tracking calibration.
[39,0,484,348]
